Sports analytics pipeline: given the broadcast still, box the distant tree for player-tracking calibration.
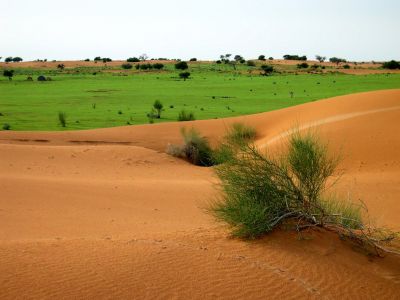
[127,57,140,62]
[329,57,347,65]
[315,55,326,63]
[179,71,191,81]
[258,55,266,61]
[175,61,188,70]
[3,70,14,81]
[153,63,164,70]
[12,57,23,62]
[84,58,90,61]
[260,65,274,76]
[234,55,243,62]
[382,60,400,70]
[5,57,13,63]
[57,64,65,70]
[94,56,102,61]
[216,60,222,64]
[268,57,274,60]
[102,58,112,63]
[153,100,163,118]
[220,54,232,64]
[121,63,133,69]
[139,53,148,61]
[283,54,307,61]
[189,58,197,61]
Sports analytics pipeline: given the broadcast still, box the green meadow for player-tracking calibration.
[1,66,399,131]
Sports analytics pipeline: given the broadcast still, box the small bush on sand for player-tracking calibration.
[58,112,67,127]
[178,110,195,121]
[213,123,257,165]
[209,131,399,256]
[179,128,214,166]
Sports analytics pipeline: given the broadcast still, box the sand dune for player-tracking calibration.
[1,90,400,299]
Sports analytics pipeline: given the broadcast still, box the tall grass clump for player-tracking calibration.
[58,112,67,127]
[180,128,214,166]
[178,110,195,121]
[210,131,399,255]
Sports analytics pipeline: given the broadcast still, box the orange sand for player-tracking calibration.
[1,90,400,298]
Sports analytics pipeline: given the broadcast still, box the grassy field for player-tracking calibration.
[1,65,399,131]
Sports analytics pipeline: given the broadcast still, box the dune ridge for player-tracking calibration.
[1,90,400,299]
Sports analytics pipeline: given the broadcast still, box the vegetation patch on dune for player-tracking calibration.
[206,128,399,256]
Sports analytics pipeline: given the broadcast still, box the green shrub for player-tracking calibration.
[37,75,46,81]
[180,128,214,166]
[179,71,191,81]
[297,62,309,69]
[258,55,266,61]
[189,58,197,61]
[2,123,11,130]
[58,112,67,127]
[209,132,364,239]
[3,70,14,81]
[153,100,163,118]
[178,110,195,121]
[212,123,257,165]
[261,65,274,76]
[343,64,351,69]
[175,61,188,70]
[382,60,400,70]
[153,63,164,70]
[121,63,133,69]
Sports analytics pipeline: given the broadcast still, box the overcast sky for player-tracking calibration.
[1,0,399,62]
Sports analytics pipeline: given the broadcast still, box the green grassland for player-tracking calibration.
[1,63,399,131]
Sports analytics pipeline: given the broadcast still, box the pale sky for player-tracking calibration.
[1,0,399,62]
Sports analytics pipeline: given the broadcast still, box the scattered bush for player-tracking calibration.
[153,63,164,70]
[189,58,197,61]
[297,62,309,69]
[175,61,188,70]
[261,65,274,76]
[180,128,214,166]
[258,55,266,61]
[247,60,256,67]
[2,123,11,130]
[153,100,163,118]
[4,57,13,63]
[57,64,65,70]
[58,112,67,127]
[12,57,23,62]
[268,57,274,60]
[382,60,400,70]
[178,110,195,121]
[121,63,133,69]
[3,70,14,81]
[84,58,90,61]
[37,75,46,81]
[216,60,222,64]
[179,71,191,81]
[343,64,351,69]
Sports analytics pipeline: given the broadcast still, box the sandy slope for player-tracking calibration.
[1,90,400,299]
